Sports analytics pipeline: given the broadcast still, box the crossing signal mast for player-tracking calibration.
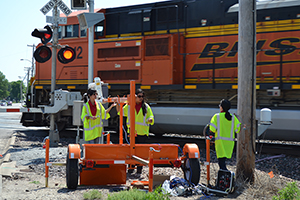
[34,0,75,146]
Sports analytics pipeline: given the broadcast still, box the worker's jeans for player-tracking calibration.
[218,157,228,171]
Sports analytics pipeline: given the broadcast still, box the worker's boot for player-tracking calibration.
[128,165,134,173]
[137,166,142,174]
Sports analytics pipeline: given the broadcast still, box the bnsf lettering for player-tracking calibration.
[228,42,238,57]
[199,37,300,58]
[199,43,229,58]
[256,40,266,54]
[265,38,299,55]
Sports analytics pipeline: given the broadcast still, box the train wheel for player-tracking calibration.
[182,158,200,185]
[66,151,78,189]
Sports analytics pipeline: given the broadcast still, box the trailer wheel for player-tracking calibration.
[66,151,78,189]
[182,158,200,185]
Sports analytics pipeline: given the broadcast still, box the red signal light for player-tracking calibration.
[44,33,51,39]
[31,25,53,44]
[57,46,76,64]
[33,45,52,63]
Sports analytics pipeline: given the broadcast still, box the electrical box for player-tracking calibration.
[215,169,235,193]
[267,89,281,96]
[71,0,87,10]
[68,92,82,106]
[73,100,84,126]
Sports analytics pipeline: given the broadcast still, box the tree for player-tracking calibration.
[10,81,24,102]
[0,71,9,99]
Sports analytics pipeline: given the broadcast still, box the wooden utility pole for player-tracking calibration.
[236,0,257,183]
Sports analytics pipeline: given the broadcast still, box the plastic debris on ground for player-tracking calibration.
[162,176,205,197]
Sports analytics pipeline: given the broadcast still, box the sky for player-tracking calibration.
[0,0,166,83]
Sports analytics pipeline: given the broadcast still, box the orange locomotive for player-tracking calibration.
[22,0,300,140]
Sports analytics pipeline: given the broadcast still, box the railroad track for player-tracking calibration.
[110,133,300,157]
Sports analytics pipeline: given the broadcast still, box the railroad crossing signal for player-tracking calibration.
[31,25,76,64]
[57,46,76,64]
[32,25,53,63]
[31,25,53,44]
[34,46,52,63]
[40,0,72,16]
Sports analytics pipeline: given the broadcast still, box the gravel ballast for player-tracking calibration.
[1,130,300,200]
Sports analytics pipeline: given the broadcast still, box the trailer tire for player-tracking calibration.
[66,151,78,189]
[183,158,200,185]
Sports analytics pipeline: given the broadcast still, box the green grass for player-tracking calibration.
[272,182,300,200]
[107,186,170,200]
[83,189,103,200]
[29,181,41,184]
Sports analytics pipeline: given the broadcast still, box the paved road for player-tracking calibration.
[0,104,22,156]
[0,104,47,159]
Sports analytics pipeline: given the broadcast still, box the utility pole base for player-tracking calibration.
[49,130,60,147]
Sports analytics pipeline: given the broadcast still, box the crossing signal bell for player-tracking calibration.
[57,47,76,64]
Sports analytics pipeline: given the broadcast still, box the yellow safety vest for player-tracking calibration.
[81,101,110,141]
[209,112,241,159]
[121,103,154,136]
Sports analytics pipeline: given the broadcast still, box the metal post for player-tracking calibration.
[26,68,30,96]
[49,6,60,146]
[107,132,110,144]
[45,138,49,187]
[88,0,94,84]
[206,138,210,186]
[119,102,124,144]
[280,49,283,89]
[130,81,136,156]
[237,0,256,183]
[27,44,36,78]
[20,81,22,102]
[31,80,35,108]
[149,149,154,192]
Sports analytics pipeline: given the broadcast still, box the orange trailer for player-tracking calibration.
[65,80,201,189]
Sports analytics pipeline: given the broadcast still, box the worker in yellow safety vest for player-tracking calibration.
[116,88,154,174]
[81,89,115,144]
[209,99,241,170]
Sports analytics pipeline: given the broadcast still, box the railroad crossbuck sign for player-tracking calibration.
[40,0,72,16]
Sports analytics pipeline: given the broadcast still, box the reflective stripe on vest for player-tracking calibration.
[214,113,235,142]
[125,105,149,127]
[83,102,104,131]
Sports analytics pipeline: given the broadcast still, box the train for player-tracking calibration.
[21,0,300,141]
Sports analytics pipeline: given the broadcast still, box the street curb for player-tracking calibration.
[0,135,15,166]
[0,134,16,200]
